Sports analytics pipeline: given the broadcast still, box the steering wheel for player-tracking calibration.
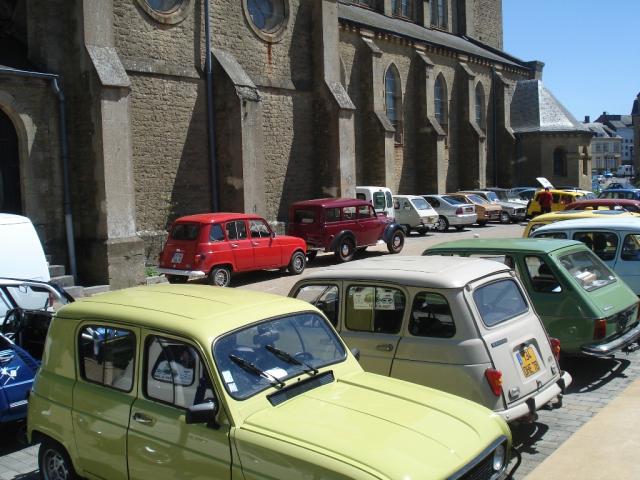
[293,351,314,363]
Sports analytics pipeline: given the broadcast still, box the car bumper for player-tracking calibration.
[581,321,640,357]
[158,268,207,279]
[448,214,477,225]
[497,371,572,423]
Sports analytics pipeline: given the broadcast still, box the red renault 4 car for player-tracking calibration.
[158,213,307,286]
[288,198,405,262]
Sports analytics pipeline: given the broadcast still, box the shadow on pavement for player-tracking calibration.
[510,421,550,454]
[562,355,630,394]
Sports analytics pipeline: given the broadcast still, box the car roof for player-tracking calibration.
[567,199,640,207]
[173,213,265,224]
[56,285,315,342]
[530,209,638,222]
[0,213,32,225]
[393,194,422,199]
[426,238,584,254]
[533,217,640,232]
[300,256,510,289]
[291,198,372,208]
[600,188,640,193]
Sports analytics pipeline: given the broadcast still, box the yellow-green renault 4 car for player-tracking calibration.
[28,285,513,480]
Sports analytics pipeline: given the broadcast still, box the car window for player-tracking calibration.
[372,192,386,210]
[294,209,316,224]
[621,234,640,261]
[0,290,11,320]
[343,206,356,220]
[171,223,200,241]
[534,232,567,239]
[442,195,463,205]
[357,205,374,218]
[572,231,618,261]
[473,279,528,327]
[78,326,136,392]
[5,285,49,311]
[325,207,341,222]
[425,197,439,208]
[226,220,248,240]
[409,292,455,338]
[356,193,366,201]
[468,194,488,204]
[485,192,499,202]
[293,284,339,327]
[249,219,271,238]
[345,286,405,334]
[468,253,515,269]
[524,256,562,293]
[209,224,225,242]
[213,313,346,400]
[411,197,430,210]
[385,191,393,208]
[145,336,215,410]
[558,250,616,292]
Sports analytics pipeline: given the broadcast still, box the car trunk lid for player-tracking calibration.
[160,222,203,270]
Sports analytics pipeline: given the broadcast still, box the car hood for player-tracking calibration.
[241,372,506,478]
[499,201,526,209]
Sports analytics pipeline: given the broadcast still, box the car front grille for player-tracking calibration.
[459,453,494,480]
[448,437,507,480]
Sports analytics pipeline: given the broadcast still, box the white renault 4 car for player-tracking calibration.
[290,256,572,422]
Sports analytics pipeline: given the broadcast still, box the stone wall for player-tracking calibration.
[473,0,503,50]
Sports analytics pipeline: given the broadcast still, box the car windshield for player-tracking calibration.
[442,195,465,205]
[411,198,430,210]
[485,192,499,202]
[213,313,346,400]
[171,223,200,241]
[557,250,616,292]
[468,194,488,204]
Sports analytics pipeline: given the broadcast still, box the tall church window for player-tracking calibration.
[475,82,485,128]
[385,65,403,144]
[431,0,447,28]
[392,0,413,17]
[434,75,447,127]
[553,148,567,177]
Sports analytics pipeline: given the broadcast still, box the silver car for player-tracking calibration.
[423,194,477,232]
[461,190,527,224]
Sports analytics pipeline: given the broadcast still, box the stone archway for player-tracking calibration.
[0,107,21,214]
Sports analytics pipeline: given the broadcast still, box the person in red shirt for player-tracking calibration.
[538,187,553,214]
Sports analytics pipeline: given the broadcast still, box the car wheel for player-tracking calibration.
[306,251,317,262]
[335,237,355,263]
[166,274,187,284]
[435,216,449,232]
[387,229,405,254]
[288,251,306,275]
[208,266,231,287]
[500,211,511,224]
[417,227,428,236]
[478,220,488,227]
[39,439,79,480]
[404,225,412,235]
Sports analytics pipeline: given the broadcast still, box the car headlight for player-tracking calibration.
[492,444,506,472]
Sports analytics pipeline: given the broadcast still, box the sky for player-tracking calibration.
[503,0,640,122]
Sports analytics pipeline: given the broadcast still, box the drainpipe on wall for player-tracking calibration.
[204,0,219,212]
[0,67,77,283]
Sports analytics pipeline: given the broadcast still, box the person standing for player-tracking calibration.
[538,187,553,214]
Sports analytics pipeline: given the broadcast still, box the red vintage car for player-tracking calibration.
[158,213,307,287]
[564,198,640,213]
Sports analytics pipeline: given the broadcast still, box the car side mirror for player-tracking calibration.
[186,399,219,429]
[350,347,360,361]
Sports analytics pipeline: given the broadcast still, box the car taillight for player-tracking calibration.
[550,337,561,362]
[455,207,463,215]
[485,368,503,397]
[594,318,607,340]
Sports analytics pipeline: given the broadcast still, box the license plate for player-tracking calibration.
[516,346,540,378]
[171,251,183,264]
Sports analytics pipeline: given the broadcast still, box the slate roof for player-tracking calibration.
[584,122,618,138]
[510,80,591,134]
[337,1,529,69]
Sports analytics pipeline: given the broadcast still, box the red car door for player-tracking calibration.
[249,218,282,268]
[224,220,254,271]
[357,205,382,245]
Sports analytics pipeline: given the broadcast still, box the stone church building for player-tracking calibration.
[0,0,592,287]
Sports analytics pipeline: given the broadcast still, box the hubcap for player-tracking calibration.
[44,450,69,480]
[341,243,351,256]
[393,235,401,248]
[294,255,303,270]
[437,219,446,231]
[214,270,229,286]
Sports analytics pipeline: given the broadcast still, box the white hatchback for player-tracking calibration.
[289,256,572,422]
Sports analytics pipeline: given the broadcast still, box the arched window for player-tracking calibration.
[385,65,403,144]
[475,82,485,128]
[434,75,447,127]
[553,148,567,177]
[431,0,447,28]
[392,0,413,17]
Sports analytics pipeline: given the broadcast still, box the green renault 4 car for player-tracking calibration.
[424,239,640,356]
[28,284,512,480]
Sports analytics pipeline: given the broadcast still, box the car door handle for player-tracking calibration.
[132,412,155,426]
[252,242,259,246]
[376,344,394,352]
[231,243,239,248]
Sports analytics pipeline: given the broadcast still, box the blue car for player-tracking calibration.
[0,333,39,423]
[598,188,640,201]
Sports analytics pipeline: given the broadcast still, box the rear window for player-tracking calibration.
[442,195,465,205]
[411,198,430,210]
[468,194,488,204]
[558,250,616,292]
[171,223,200,241]
[294,209,316,224]
[473,279,528,327]
[373,192,386,210]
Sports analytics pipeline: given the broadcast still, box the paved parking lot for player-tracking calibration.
[2,223,639,479]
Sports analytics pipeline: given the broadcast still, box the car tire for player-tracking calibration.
[166,274,187,284]
[417,227,428,236]
[435,216,449,232]
[306,251,317,262]
[478,220,488,227]
[208,266,231,287]
[404,225,412,235]
[335,237,355,263]
[39,439,79,480]
[288,251,306,275]
[500,211,511,224]
[387,229,405,254]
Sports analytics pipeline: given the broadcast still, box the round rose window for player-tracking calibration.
[246,0,287,36]
[145,0,182,13]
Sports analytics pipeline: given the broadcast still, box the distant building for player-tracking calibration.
[583,119,622,172]
[633,94,640,173]
[596,112,635,165]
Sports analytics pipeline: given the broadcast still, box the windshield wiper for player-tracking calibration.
[229,354,285,389]
[265,344,319,376]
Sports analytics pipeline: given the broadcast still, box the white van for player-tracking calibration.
[616,165,635,177]
[0,214,50,281]
[356,186,394,219]
[392,195,439,234]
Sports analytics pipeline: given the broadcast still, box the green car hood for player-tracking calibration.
[242,372,506,479]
